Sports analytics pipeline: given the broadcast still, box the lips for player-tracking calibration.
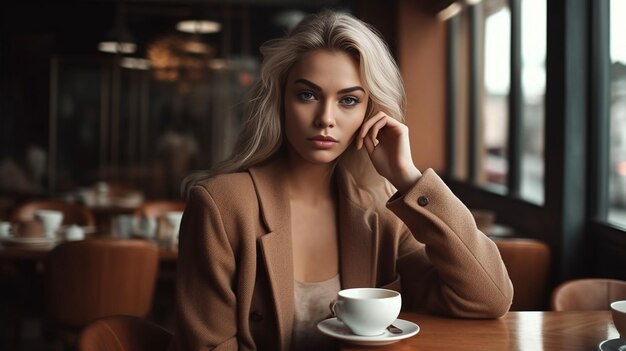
[308,135,338,142]
[308,135,338,149]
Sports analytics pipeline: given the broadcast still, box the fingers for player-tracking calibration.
[357,112,401,150]
[357,112,384,150]
[363,133,376,154]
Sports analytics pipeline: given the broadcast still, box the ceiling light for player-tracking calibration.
[120,57,151,70]
[98,41,136,54]
[176,20,221,34]
[98,2,137,54]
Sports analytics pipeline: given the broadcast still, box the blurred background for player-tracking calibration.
[0,0,386,202]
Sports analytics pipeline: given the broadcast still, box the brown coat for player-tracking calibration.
[171,160,513,351]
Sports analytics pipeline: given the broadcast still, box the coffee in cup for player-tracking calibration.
[331,288,401,336]
[611,300,626,342]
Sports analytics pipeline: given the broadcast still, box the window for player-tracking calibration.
[481,2,510,192]
[519,0,546,204]
[446,0,625,280]
[448,0,546,204]
[608,0,626,228]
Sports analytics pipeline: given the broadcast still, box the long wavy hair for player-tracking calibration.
[183,10,406,206]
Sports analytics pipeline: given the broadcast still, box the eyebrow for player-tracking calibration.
[294,78,365,94]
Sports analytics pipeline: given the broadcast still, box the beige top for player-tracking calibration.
[291,274,341,351]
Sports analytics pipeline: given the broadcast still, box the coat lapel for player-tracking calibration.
[249,161,294,351]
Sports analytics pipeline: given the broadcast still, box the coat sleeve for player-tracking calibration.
[386,169,513,318]
[169,185,239,351]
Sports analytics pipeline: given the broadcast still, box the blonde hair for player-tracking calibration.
[183,10,406,206]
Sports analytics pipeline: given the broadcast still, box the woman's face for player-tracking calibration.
[283,49,369,165]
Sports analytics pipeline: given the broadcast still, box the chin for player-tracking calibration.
[293,149,342,165]
[304,152,340,164]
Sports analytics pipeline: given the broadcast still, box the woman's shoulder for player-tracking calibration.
[188,171,257,206]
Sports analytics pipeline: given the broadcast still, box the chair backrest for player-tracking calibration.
[493,238,551,311]
[78,315,172,351]
[134,200,185,219]
[45,238,159,330]
[551,278,626,311]
[11,200,95,226]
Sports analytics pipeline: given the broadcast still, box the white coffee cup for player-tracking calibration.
[137,217,157,238]
[113,214,135,238]
[34,210,64,238]
[331,288,401,336]
[164,211,184,236]
[64,224,85,241]
[0,221,11,237]
[611,300,626,341]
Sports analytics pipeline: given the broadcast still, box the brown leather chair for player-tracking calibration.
[133,200,186,220]
[10,200,95,226]
[493,238,551,311]
[45,238,159,345]
[78,315,172,351]
[550,278,626,311]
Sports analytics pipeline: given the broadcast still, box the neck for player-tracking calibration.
[284,152,337,204]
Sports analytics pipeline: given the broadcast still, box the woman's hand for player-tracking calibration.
[356,111,422,194]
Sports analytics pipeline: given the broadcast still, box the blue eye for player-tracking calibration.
[298,92,316,101]
[341,96,360,106]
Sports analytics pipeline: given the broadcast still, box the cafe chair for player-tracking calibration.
[550,278,626,311]
[10,199,95,226]
[492,238,551,311]
[78,315,172,351]
[45,238,159,346]
[133,200,186,219]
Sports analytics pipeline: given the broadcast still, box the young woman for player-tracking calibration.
[171,10,513,351]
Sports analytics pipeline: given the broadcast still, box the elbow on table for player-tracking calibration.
[480,287,514,318]
[451,288,514,319]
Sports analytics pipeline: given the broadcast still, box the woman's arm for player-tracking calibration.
[386,170,513,318]
[170,185,239,350]
[357,111,512,318]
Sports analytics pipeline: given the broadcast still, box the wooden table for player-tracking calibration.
[341,311,620,351]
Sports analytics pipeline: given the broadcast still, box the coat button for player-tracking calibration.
[250,312,263,322]
[417,196,429,207]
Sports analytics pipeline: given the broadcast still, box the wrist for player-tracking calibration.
[393,165,422,194]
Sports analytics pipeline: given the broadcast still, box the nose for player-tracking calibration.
[314,102,335,128]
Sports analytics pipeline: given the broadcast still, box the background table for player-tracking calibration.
[341,311,619,351]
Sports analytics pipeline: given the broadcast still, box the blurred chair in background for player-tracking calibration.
[45,238,158,347]
[10,200,95,227]
[551,278,626,311]
[78,315,172,351]
[493,238,551,311]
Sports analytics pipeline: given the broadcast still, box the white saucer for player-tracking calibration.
[598,338,626,351]
[317,318,419,346]
[0,235,60,247]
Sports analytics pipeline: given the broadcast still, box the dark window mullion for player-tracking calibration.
[588,0,610,220]
[446,15,460,177]
[468,3,482,184]
[508,0,522,196]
